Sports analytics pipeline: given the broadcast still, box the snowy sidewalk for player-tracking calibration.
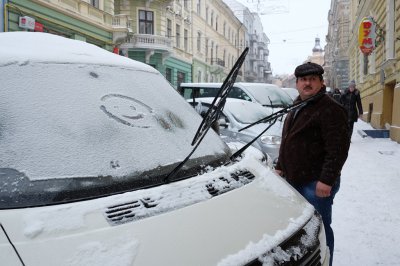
[333,120,400,265]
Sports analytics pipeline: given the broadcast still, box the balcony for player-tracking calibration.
[124,34,173,52]
[248,52,258,61]
[211,58,225,67]
[209,58,225,74]
[250,34,258,43]
[112,14,133,44]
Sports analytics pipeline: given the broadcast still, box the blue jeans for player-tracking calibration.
[291,179,340,266]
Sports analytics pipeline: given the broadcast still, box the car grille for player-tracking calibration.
[104,170,255,226]
[245,213,322,266]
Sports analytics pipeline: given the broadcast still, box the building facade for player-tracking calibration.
[347,0,400,142]
[223,0,272,83]
[114,0,191,89]
[191,0,245,83]
[324,0,351,90]
[4,0,116,50]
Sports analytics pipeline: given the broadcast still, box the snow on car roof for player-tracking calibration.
[0,32,157,72]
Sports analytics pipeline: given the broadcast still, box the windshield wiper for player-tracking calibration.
[230,92,325,161]
[163,47,249,183]
[239,92,325,132]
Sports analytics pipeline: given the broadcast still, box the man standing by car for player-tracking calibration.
[341,80,363,140]
[275,62,350,266]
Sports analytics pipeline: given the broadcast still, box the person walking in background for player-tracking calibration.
[341,80,363,139]
[275,62,350,266]
[332,88,342,104]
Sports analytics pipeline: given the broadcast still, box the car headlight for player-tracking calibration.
[260,135,281,145]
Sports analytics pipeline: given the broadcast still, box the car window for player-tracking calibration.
[228,87,251,101]
[242,84,293,107]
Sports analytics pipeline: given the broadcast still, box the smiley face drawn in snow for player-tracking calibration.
[100,94,154,128]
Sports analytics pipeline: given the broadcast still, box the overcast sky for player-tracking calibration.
[242,0,331,76]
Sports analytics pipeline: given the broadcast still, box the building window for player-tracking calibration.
[184,29,188,52]
[90,0,99,8]
[206,7,209,23]
[363,54,369,75]
[211,11,214,27]
[205,38,209,59]
[215,16,218,31]
[210,41,214,62]
[176,24,181,48]
[177,71,186,87]
[139,10,154,34]
[183,0,188,9]
[197,32,201,52]
[197,70,202,82]
[167,19,172,38]
[166,68,172,83]
[223,22,226,37]
[197,0,201,15]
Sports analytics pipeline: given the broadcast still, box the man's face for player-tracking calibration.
[349,86,355,92]
[296,75,323,100]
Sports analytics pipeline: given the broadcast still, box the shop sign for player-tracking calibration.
[19,16,35,30]
[34,22,44,32]
[358,17,377,55]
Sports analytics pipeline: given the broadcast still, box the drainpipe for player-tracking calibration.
[1,0,7,32]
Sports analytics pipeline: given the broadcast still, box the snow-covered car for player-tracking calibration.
[281,87,299,101]
[179,82,294,111]
[189,98,283,163]
[0,32,329,266]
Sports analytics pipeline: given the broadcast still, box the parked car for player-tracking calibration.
[190,98,283,163]
[179,82,293,111]
[0,32,329,266]
[281,87,299,101]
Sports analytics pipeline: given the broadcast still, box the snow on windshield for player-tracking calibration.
[0,32,228,180]
[243,84,293,106]
[225,101,272,124]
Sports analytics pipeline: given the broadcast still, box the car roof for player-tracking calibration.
[0,32,158,73]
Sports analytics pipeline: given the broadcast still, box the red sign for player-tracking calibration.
[113,47,120,54]
[34,22,44,32]
[358,17,376,55]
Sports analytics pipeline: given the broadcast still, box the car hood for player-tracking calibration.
[0,156,312,266]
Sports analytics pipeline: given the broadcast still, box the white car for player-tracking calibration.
[0,32,329,266]
[179,82,293,111]
[189,98,283,163]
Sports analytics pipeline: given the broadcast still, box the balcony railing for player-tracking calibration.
[211,58,225,67]
[127,34,173,51]
[112,14,132,30]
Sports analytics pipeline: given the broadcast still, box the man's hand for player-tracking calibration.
[316,181,332,197]
[275,169,283,176]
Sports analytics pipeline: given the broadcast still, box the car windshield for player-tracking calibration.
[224,101,272,124]
[0,62,230,209]
[242,84,293,107]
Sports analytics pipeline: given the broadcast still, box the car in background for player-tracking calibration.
[189,98,283,163]
[179,82,293,111]
[0,32,329,266]
[281,87,299,101]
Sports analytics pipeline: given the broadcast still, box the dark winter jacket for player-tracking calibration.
[341,89,363,122]
[331,89,342,104]
[275,93,350,186]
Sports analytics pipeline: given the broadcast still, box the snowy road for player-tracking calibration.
[333,121,400,265]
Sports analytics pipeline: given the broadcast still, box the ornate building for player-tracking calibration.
[324,0,351,90]
[347,0,400,142]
